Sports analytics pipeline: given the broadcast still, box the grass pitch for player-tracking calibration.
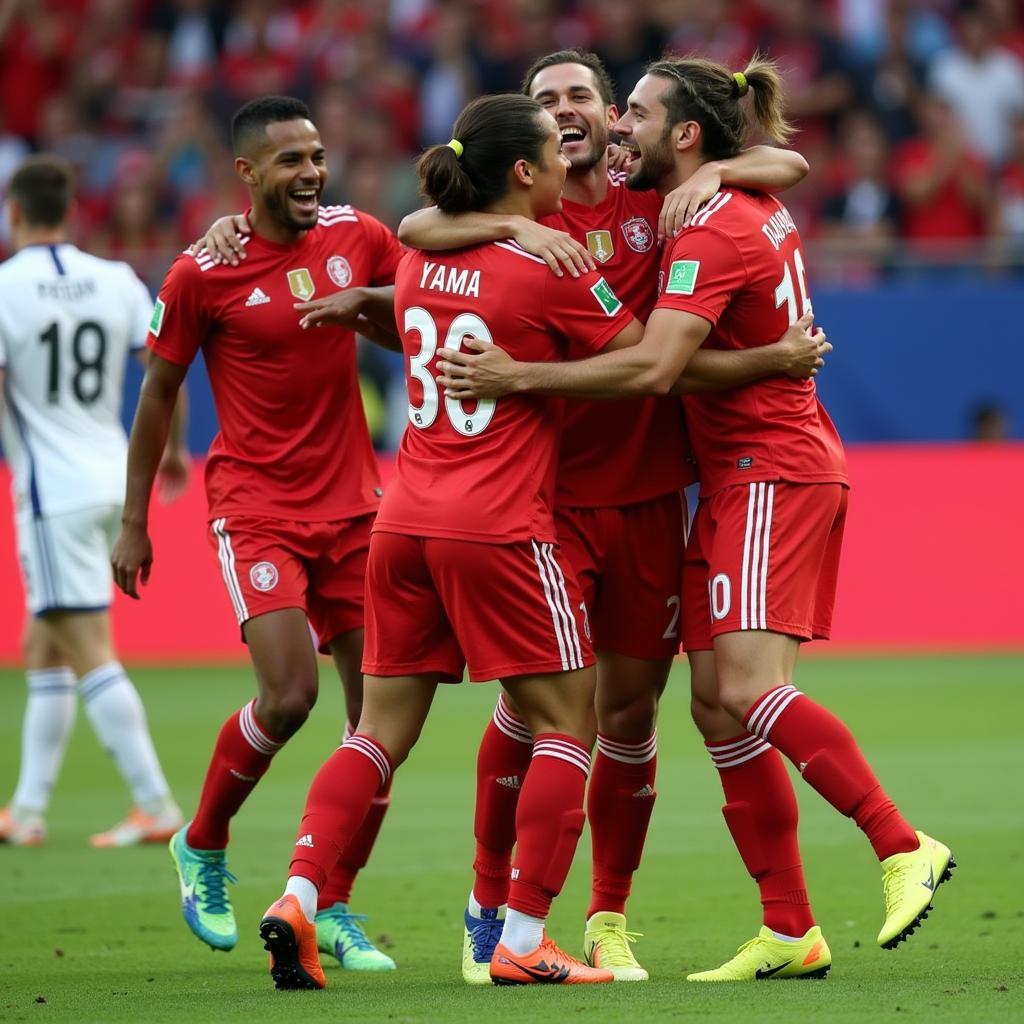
[0,655,1021,1023]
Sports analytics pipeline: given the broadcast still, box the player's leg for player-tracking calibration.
[583,494,684,980]
[41,607,182,847]
[262,671,438,990]
[712,484,953,950]
[1,617,75,846]
[489,667,611,985]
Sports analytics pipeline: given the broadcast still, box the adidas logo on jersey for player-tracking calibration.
[496,775,521,790]
[245,287,271,307]
[295,833,315,848]
[632,784,655,799]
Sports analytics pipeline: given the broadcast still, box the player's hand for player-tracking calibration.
[156,447,190,505]
[294,288,366,329]
[188,213,251,267]
[437,338,519,399]
[606,142,630,172]
[510,219,595,279]
[659,162,723,241]
[779,311,832,379]
[111,524,154,600]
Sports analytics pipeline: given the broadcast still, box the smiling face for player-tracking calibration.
[526,112,571,218]
[237,118,327,233]
[529,62,615,175]
[613,73,680,192]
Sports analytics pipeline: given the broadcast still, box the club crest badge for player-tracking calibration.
[250,561,279,592]
[326,256,352,288]
[586,230,614,263]
[286,268,316,301]
[621,216,654,253]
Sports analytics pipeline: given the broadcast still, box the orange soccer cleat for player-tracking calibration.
[259,894,326,990]
[0,806,46,846]
[90,805,183,848]
[490,936,615,985]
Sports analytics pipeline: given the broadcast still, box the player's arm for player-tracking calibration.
[293,285,400,351]
[397,206,595,278]
[678,311,829,391]
[659,146,809,239]
[439,311,707,400]
[192,212,251,267]
[133,349,190,501]
[111,354,188,598]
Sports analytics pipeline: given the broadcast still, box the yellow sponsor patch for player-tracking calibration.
[586,230,614,264]
[286,268,316,301]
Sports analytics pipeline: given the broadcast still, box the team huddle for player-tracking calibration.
[1,47,954,990]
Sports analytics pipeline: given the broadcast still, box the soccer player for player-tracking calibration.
[257,91,682,990]
[398,49,823,983]
[110,96,400,969]
[437,55,955,976]
[0,154,184,848]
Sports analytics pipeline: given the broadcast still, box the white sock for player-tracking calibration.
[468,890,507,918]
[499,908,545,955]
[285,875,319,923]
[772,930,804,942]
[79,662,172,811]
[11,668,77,812]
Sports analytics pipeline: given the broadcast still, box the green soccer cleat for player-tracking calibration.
[583,912,649,981]
[878,831,955,949]
[687,926,832,981]
[169,825,238,951]
[315,902,395,970]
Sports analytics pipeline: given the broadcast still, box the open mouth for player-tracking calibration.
[288,187,320,214]
[559,124,588,147]
[618,142,640,169]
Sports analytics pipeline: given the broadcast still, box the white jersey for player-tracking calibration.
[0,243,152,517]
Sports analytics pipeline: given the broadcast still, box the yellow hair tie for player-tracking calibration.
[447,138,464,158]
[733,71,749,97]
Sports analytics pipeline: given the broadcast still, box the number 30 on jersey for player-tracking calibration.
[404,307,496,436]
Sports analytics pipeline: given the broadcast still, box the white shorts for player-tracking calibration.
[15,505,121,615]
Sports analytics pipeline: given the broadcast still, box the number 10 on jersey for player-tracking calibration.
[404,307,496,436]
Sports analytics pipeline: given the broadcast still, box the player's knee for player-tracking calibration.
[716,681,756,723]
[597,691,658,739]
[259,687,317,737]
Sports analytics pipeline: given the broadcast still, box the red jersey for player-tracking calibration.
[376,241,634,544]
[541,172,692,507]
[655,189,848,496]
[148,205,401,521]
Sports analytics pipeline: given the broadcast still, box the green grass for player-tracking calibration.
[0,656,1021,1023]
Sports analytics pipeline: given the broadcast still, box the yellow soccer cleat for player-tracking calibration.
[583,912,649,981]
[878,831,955,949]
[462,906,505,985]
[687,926,831,981]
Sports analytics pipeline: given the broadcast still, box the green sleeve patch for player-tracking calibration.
[665,260,700,295]
[149,298,166,336]
[590,276,623,316]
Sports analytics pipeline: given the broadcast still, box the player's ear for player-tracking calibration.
[235,156,258,187]
[605,104,620,129]
[673,120,700,154]
[512,158,533,187]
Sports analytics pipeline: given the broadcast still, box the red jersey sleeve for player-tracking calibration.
[147,254,211,367]
[359,212,403,286]
[655,226,747,326]
[545,269,636,356]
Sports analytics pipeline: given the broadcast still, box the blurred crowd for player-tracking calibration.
[3,0,1024,291]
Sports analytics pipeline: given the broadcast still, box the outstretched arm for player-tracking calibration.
[659,146,809,239]
[398,206,595,278]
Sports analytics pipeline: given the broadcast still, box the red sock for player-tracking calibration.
[508,734,590,919]
[318,776,393,911]
[587,732,657,918]
[187,700,284,850]
[745,686,918,861]
[472,695,532,908]
[707,733,814,936]
[289,734,392,891]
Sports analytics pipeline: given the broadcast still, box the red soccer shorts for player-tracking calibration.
[206,513,373,648]
[681,482,848,650]
[362,531,595,681]
[555,491,687,660]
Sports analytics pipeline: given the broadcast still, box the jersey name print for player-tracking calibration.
[148,208,402,521]
[0,243,152,517]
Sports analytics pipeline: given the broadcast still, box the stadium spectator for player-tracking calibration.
[929,2,1024,166]
[969,400,1011,441]
[147,0,228,88]
[891,95,990,253]
[0,153,186,849]
[663,0,755,70]
[994,111,1024,254]
[590,0,667,111]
